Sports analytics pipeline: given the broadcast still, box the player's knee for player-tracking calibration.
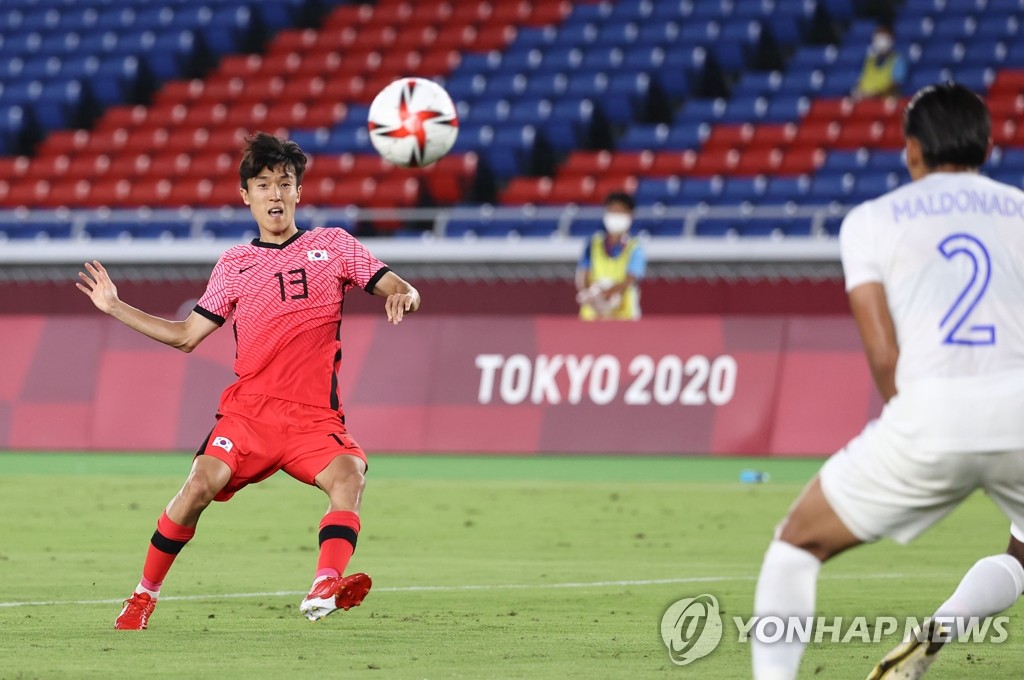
[180,474,222,508]
[776,518,832,562]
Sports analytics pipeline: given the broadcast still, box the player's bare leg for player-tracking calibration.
[116,456,232,630]
[300,454,372,621]
[867,532,1024,679]
[752,475,863,680]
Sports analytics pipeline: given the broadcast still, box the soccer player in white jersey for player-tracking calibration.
[751,82,1024,680]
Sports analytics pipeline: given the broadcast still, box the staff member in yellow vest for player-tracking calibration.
[575,191,646,321]
[852,25,906,100]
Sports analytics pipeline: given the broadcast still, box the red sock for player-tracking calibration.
[317,510,360,577]
[141,512,196,591]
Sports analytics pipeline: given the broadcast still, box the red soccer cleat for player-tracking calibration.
[114,592,156,630]
[299,572,372,621]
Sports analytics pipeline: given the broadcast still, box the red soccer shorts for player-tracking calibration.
[195,393,367,502]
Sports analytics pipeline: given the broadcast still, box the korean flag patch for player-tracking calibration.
[212,436,233,453]
[307,250,329,261]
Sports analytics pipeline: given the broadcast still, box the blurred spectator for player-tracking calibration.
[852,25,906,100]
[575,192,646,321]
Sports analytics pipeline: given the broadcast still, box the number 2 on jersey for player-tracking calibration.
[937,233,995,346]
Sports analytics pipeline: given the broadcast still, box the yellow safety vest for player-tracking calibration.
[580,235,641,321]
[859,53,898,97]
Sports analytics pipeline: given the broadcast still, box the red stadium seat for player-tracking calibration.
[163,128,211,155]
[732,146,782,176]
[266,28,318,56]
[449,2,492,26]
[184,101,229,127]
[23,154,71,182]
[66,154,113,179]
[258,52,304,79]
[0,156,29,182]
[200,75,246,104]
[148,151,194,177]
[547,175,596,205]
[501,176,552,204]
[690,147,739,176]
[464,24,517,52]
[489,1,532,24]
[703,124,753,150]
[144,103,188,128]
[648,151,697,176]
[526,1,572,26]
[993,118,1017,146]
[265,101,311,128]
[833,120,882,149]
[593,175,638,201]
[127,178,173,206]
[304,102,347,129]
[748,123,796,148]
[95,105,148,132]
[165,178,216,207]
[298,50,344,78]
[365,175,421,208]
[218,54,264,79]
[83,128,130,155]
[791,121,839,147]
[192,151,236,176]
[778,146,825,175]
[804,99,851,122]
[5,179,53,208]
[107,153,153,178]
[420,152,477,204]
[81,177,131,207]
[152,80,205,109]
[35,130,89,157]
[321,4,372,31]
[300,176,336,205]
[848,98,901,121]
[205,127,250,153]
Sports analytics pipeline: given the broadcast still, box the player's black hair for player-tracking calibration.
[604,191,636,211]
[239,132,308,188]
[903,82,990,169]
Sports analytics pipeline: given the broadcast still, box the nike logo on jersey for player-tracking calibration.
[238,265,255,273]
[307,250,329,261]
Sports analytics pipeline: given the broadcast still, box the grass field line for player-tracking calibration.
[0,571,939,609]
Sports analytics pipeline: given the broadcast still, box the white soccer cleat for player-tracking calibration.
[299,572,372,622]
[866,618,950,680]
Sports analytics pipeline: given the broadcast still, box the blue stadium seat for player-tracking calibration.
[760,177,811,205]
[638,21,680,47]
[680,177,724,203]
[568,216,604,238]
[636,177,682,204]
[820,150,869,175]
[762,96,807,123]
[694,217,738,237]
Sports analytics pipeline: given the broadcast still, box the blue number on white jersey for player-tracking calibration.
[938,233,995,346]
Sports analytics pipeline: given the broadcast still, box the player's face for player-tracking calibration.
[241,164,302,239]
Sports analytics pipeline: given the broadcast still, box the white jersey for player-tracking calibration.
[840,172,1024,452]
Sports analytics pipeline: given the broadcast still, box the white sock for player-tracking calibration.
[934,554,1024,639]
[752,540,822,680]
[134,583,160,599]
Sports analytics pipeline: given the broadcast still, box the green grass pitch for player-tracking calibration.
[1,452,1022,679]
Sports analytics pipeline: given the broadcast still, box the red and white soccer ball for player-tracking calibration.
[367,77,459,168]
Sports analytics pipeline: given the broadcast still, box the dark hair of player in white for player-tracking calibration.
[903,82,991,170]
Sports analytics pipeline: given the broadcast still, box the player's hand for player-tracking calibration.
[384,292,417,325]
[76,260,121,315]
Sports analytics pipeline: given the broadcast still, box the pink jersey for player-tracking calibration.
[195,227,388,412]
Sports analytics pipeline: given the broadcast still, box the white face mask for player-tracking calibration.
[603,213,632,235]
[872,34,893,54]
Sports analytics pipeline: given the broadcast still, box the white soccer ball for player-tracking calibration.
[367,77,459,168]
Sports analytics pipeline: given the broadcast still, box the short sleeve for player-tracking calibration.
[194,256,234,325]
[331,228,389,292]
[578,239,593,269]
[839,203,883,292]
[627,243,646,278]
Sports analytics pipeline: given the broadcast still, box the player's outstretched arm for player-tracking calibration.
[372,270,420,325]
[76,260,220,352]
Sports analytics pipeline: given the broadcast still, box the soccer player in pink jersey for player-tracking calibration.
[76,132,420,629]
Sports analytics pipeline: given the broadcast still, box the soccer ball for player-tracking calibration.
[367,77,459,168]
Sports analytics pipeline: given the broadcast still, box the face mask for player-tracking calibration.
[604,213,632,235]
[872,34,893,54]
